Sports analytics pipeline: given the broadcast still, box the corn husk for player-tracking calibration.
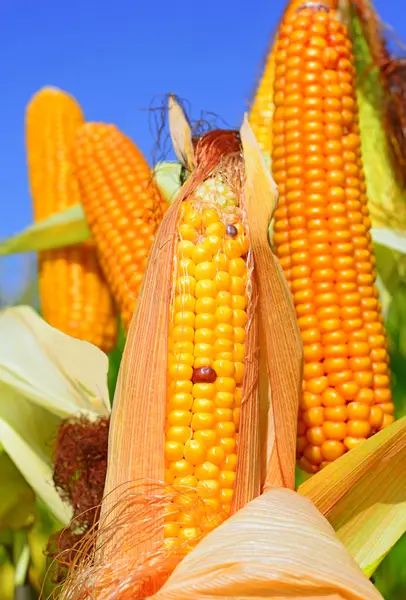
[241,117,302,490]
[299,416,406,576]
[0,306,110,525]
[343,0,406,229]
[152,488,382,600]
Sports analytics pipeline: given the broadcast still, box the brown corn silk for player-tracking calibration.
[26,88,117,352]
[59,108,301,599]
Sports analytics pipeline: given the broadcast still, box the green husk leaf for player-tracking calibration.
[346,1,406,230]
[154,161,183,204]
[28,499,62,596]
[299,417,406,577]
[373,241,406,319]
[0,306,110,523]
[385,283,406,418]
[372,228,406,254]
[0,162,180,256]
[0,205,89,256]
[0,453,35,531]
[0,547,13,600]
[373,534,406,600]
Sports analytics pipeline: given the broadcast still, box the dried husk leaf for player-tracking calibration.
[98,195,182,562]
[240,116,302,490]
[231,251,261,513]
[168,95,196,171]
[298,417,406,576]
[152,488,382,600]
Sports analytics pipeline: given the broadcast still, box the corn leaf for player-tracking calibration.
[0,306,110,523]
[154,161,183,204]
[0,162,177,256]
[298,417,406,577]
[0,306,110,418]
[0,205,89,256]
[0,390,71,524]
[373,534,406,600]
[346,1,406,230]
[0,547,13,600]
[155,488,382,600]
[385,283,406,418]
[371,228,406,254]
[28,499,62,597]
[0,452,35,531]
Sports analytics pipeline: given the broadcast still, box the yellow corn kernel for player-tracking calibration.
[26,87,117,351]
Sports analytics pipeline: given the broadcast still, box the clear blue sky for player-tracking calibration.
[0,0,404,298]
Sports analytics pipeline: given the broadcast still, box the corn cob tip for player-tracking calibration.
[26,86,80,110]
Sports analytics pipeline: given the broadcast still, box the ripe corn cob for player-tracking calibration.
[163,176,251,549]
[74,124,167,330]
[271,5,395,473]
[26,87,117,352]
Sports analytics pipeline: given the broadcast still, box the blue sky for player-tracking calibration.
[0,0,405,298]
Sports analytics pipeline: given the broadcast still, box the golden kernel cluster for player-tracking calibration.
[164,178,250,548]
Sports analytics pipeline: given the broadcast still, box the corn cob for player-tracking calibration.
[164,172,251,549]
[26,87,117,352]
[74,124,167,330]
[271,5,395,473]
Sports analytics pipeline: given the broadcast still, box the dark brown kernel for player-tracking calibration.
[192,366,217,383]
[226,224,238,237]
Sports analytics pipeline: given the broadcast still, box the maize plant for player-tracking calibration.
[54,104,406,600]
[26,87,117,352]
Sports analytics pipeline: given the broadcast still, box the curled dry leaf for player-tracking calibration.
[153,488,383,600]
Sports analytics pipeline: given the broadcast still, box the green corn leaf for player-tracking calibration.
[299,417,406,577]
[0,162,181,256]
[0,453,35,531]
[0,205,89,256]
[372,228,406,254]
[154,161,183,203]
[373,534,406,600]
[346,1,406,230]
[0,306,110,523]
